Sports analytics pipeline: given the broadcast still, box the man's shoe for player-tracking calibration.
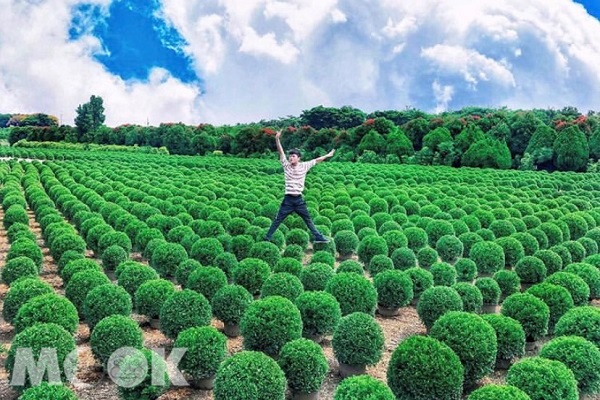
[314,236,330,244]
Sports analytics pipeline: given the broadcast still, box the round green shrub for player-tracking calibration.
[578,237,598,257]
[65,269,111,315]
[300,262,335,292]
[6,323,76,390]
[368,254,394,277]
[83,283,132,330]
[6,239,43,271]
[455,258,477,282]
[481,314,525,362]
[18,382,79,399]
[213,351,286,400]
[7,222,34,243]
[260,272,304,301]
[506,357,578,400]
[501,293,549,341]
[436,235,464,263]
[134,279,176,319]
[101,244,128,272]
[1,256,38,285]
[495,237,525,269]
[337,259,364,275]
[452,282,483,313]
[533,249,563,275]
[476,277,502,305]
[468,385,532,400]
[174,326,227,379]
[564,262,600,299]
[332,312,384,366]
[545,271,590,306]
[494,270,521,300]
[430,311,497,386]
[240,296,302,357]
[334,375,395,400]
[325,272,377,316]
[118,263,159,297]
[61,259,102,284]
[295,291,341,338]
[391,247,416,270]
[357,235,389,267]
[190,237,224,266]
[282,243,304,261]
[211,284,253,326]
[563,240,587,263]
[213,251,238,279]
[232,257,271,296]
[417,286,463,330]
[459,232,484,256]
[374,270,413,310]
[405,267,434,299]
[150,242,188,278]
[554,306,600,347]
[90,315,143,366]
[550,244,573,267]
[387,335,464,400]
[187,266,228,301]
[2,277,53,324]
[57,250,85,275]
[584,253,600,268]
[310,250,335,267]
[404,226,429,251]
[470,241,505,275]
[528,227,549,250]
[14,293,78,334]
[278,338,328,394]
[430,262,457,286]
[511,232,539,257]
[174,258,201,288]
[159,289,211,339]
[50,233,87,263]
[540,335,600,395]
[489,220,517,238]
[273,257,303,277]
[249,241,281,268]
[116,347,170,400]
[540,222,564,247]
[4,204,29,229]
[515,256,547,284]
[416,246,438,269]
[526,282,574,332]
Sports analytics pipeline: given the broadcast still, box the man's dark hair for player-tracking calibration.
[288,149,301,157]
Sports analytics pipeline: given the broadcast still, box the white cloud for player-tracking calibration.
[3,0,600,126]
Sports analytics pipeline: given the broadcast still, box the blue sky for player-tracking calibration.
[2,0,600,126]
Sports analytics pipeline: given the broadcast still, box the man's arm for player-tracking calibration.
[275,130,285,161]
[315,149,336,163]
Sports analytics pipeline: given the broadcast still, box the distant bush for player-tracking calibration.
[159,289,212,339]
[417,286,463,330]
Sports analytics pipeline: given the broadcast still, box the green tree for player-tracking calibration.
[422,127,452,152]
[525,124,557,167]
[358,130,386,155]
[589,127,600,160]
[300,105,365,130]
[553,125,589,171]
[508,111,542,156]
[402,117,430,151]
[487,122,511,141]
[74,95,106,142]
[462,138,512,169]
[386,130,414,158]
[455,124,485,154]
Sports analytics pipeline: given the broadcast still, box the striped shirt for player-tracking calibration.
[281,157,316,195]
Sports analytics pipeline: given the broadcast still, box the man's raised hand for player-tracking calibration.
[276,130,282,139]
[327,149,336,158]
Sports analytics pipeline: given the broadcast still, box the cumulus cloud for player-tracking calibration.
[2,0,600,126]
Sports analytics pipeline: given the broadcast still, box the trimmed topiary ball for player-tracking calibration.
[260,272,304,301]
[150,242,188,278]
[282,243,304,261]
[476,277,501,305]
[515,256,547,285]
[325,272,377,316]
[231,257,271,296]
[430,262,457,286]
[501,293,549,341]
[6,239,43,271]
[240,296,302,357]
[90,315,143,367]
[116,347,170,400]
[159,289,212,339]
[564,262,600,299]
[118,263,159,297]
[2,277,53,324]
[539,335,600,395]
[357,235,389,268]
[213,351,286,400]
[468,384,532,400]
[249,241,281,268]
[436,235,464,263]
[459,232,484,257]
[506,356,578,400]
[174,259,201,288]
[533,250,563,276]
[563,240,587,263]
[554,306,600,347]
[391,247,416,270]
[526,282,574,333]
[18,382,79,399]
[333,312,384,367]
[416,286,463,331]
[416,246,438,269]
[334,230,360,258]
[545,271,590,306]
[278,338,328,395]
[405,267,434,300]
[387,335,464,400]
[310,250,335,267]
[1,256,38,285]
[334,375,395,400]
[14,293,78,334]
[430,311,497,386]
[61,259,103,285]
[374,270,413,310]
[211,284,253,330]
[452,282,483,313]
[455,258,477,282]
[83,283,132,330]
[481,314,525,364]
[65,269,111,316]
[6,323,76,390]
[404,226,429,251]
[295,290,341,339]
[134,279,176,319]
[190,237,224,266]
[470,241,505,275]
[187,266,228,301]
[300,262,335,291]
[494,270,521,300]
[101,244,128,272]
[273,257,303,277]
[368,254,394,277]
[337,259,364,275]
[174,326,227,380]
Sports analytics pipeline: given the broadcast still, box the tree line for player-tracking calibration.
[4,97,600,172]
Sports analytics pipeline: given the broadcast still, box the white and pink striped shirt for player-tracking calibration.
[281,157,316,195]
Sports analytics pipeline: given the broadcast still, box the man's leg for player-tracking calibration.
[294,197,327,242]
[264,197,294,241]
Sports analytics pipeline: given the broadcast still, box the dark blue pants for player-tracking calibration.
[265,194,321,240]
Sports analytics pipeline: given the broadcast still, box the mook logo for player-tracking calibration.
[9,347,189,388]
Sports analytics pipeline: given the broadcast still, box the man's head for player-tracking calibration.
[288,149,301,165]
